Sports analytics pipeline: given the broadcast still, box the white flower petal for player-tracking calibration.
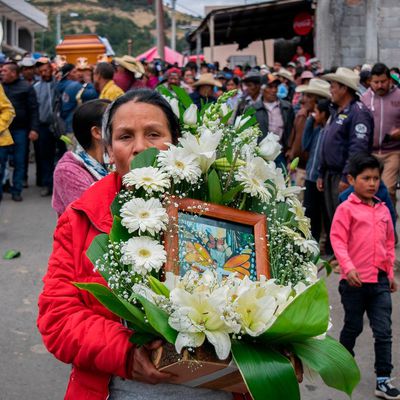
[205,331,231,360]
[175,332,205,354]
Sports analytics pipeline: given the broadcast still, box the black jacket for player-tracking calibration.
[3,78,39,131]
[253,99,295,150]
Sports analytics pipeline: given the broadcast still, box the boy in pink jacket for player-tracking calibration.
[331,152,399,400]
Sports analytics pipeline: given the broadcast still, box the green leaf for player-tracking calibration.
[226,142,233,164]
[171,85,193,108]
[221,184,244,205]
[221,109,233,125]
[86,234,110,280]
[110,216,130,243]
[231,340,300,400]
[156,85,174,99]
[148,276,170,298]
[208,169,223,204]
[3,249,21,260]
[238,115,257,133]
[132,293,177,344]
[243,107,256,117]
[291,336,360,396]
[260,280,329,343]
[74,282,156,335]
[110,193,122,217]
[130,147,159,170]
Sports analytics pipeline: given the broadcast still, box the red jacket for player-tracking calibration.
[38,172,248,400]
[38,173,133,399]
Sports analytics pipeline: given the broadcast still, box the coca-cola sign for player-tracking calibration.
[293,12,313,36]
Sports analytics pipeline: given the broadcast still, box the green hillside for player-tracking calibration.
[31,0,200,57]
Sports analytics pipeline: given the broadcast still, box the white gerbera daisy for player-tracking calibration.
[120,198,168,235]
[235,157,274,202]
[121,236,166,275]
[123,167,170,194]
[158,145,202,184]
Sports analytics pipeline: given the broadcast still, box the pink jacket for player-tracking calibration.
[361,86,400,153]
[52,151,98,216]
[330,193,395,283]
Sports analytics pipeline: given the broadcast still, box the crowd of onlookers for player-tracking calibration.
[0,49,400,256]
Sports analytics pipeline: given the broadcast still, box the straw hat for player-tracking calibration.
[274,68,294,82]
[295,78,331,99]
[114,55,145,78]
[322,67,360,92]
[192,73,222,88]
[300,70,314,80]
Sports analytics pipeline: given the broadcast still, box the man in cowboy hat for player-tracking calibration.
[253,74,294,167]
[317,67,374,252]
[274,68,296,103]
[236,70,262,116]
[20,56,39,86]
[286,78,331,165]
[113,55,145,92]
[189,73,221,109]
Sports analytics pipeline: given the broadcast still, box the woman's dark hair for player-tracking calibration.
[348,153,382,178]
[102,89,180,146]
[316,99,330,116]
[72,99,111,150]
[371,63,391,79]
[227,77,240,86]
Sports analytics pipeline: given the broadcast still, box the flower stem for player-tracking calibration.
[224,151,239,191]
[239,193,247,210]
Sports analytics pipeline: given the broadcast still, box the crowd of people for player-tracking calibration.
[1,48,400,399]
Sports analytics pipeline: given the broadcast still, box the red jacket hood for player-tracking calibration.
[70,172,121,233]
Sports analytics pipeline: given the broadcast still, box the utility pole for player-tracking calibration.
[56,12,61,45]
[155,0,165,60]
[171,0,177,52]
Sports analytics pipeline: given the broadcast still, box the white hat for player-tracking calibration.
[192,73,222,88]
[114,55,145,78]
[20,57,35,68]
[273,68,294,82]
[295,78,331,99]
[322,67,360,92]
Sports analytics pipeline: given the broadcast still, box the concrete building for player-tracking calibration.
[315,0,400,68]
[0,0,48,55]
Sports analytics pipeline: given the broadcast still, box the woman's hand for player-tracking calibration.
[129,340,175,384]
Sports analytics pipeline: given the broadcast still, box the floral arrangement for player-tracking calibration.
[76,87,360,399]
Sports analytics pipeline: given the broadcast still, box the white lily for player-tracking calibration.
[163,95,180,119]
[230,278,277,336]
[234,115,251,130]
[183,104,198,126]
[258,133,282,161]
[220,103,230,117]
[179,128,222,173]
[169,285,232,360]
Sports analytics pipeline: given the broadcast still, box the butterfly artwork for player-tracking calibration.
[177,212,257,280]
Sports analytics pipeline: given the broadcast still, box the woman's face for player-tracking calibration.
[108,101,173,176]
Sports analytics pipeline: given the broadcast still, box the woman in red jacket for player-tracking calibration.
[37,90,235,400]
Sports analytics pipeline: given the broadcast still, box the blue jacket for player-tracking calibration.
[339,181,396,229]
[302,116,325,182]
[318,99,374,181]
[56,79,98,133]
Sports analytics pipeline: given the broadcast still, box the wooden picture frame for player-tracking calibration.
[164,198,270,280]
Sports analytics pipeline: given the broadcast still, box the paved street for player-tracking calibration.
[0,173,399,400]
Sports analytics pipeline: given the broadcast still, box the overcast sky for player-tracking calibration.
[166,0,268,17]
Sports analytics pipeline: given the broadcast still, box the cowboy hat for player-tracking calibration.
[19,57,35,68]
[274,68,294,82]
[114,55,145,78]
[322,67,360,92]
[192,73,222,88]
[295,78,331,99]
[242,70,261,83]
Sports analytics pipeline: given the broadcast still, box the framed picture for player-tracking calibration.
[164,198,270,280]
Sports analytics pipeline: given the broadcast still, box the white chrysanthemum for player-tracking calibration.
[121,236,166,275]
[235,157,275,202]
[274,168,303,201]
[120,197,168,235]
[158,145,202,184]
[123,167,170,194]
[178,128,222,173]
